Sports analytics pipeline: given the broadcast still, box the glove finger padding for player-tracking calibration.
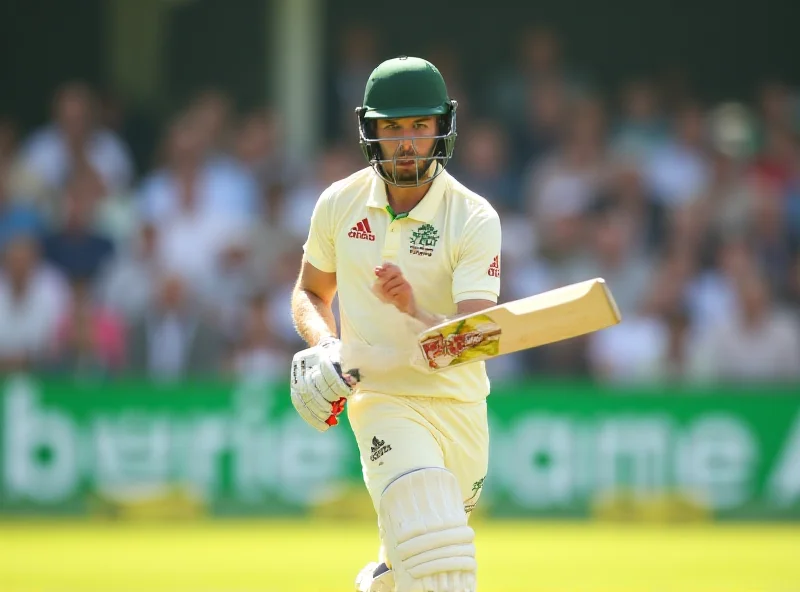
[306,367,341,413]
[290,372,331,432]
[300,374,331,415]
[291,390,328,430]
[316,360,353,400]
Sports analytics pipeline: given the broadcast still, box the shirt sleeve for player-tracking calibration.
[302,188,337,273]
[452,210,502,303]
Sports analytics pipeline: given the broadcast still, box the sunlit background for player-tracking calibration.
[1,1,799,591]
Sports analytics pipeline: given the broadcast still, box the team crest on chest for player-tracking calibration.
[409,223,439,257]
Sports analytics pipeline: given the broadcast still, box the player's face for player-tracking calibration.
[375,116,438,183]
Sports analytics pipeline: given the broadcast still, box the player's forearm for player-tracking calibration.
[291,287,338,346]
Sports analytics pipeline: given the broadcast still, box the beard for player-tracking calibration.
[379,149,436,185]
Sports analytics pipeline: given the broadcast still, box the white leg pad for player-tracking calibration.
[379,468,477,592]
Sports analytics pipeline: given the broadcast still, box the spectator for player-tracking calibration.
[243,180,297,297]
[139,109,257,222]
[0,165,44,249]
[49,278,126,377]
[599,158,666,254]
[655,306,694,382]
[662,197,712,258]
[423,44,472,122]
[751,125,798,192]
[564,207,653,316]
[231,109,298,296]
[450,120,520,212]
[753,81,798,186]
[140,114,254,299]
[126,274,225,381]
[788,252,800,306]
[700,145,756,240]
[186,89,234,158]
[586,248,693,383]
[489,26,574,130]
[210,232,260,336]
[331,25,380,139]
[233,108,289,214]
[611,79,668,161]
[587,314,668,383]
[787,174,800,244]
[533,181,591,267]
[99,221,160,322]
[687,235,757,332]
[42,169,115,282]
[645,100,711,207]
[0,233,68,372]
[507,77,568,177]
[747,174,798,298]
[16,81,134,200]
[689,270,800,382]
[756,81,796,144]
[277,144,358,242]
[226,292,290,384]
[523,94,609,224]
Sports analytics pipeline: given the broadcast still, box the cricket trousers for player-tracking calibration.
[347,390,490,523]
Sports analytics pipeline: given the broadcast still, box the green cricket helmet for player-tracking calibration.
[355,56,458,187]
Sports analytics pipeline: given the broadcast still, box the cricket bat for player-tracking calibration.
[416,277,621,372]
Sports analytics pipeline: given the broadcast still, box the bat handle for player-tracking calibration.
[343,368,361,386]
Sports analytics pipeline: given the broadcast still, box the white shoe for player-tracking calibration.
[355,562,380,591]
[355,561,394,592]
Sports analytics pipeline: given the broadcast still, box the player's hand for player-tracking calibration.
[290,337,357,432]
[373,262,417,316]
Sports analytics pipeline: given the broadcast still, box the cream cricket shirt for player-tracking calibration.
[303,166,502,402]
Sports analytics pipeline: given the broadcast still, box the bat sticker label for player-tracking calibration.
[420,314,502,369]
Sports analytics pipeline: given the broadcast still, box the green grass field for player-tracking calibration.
[1,519,798,592]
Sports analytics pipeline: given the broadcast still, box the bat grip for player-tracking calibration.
[343,368,361,386]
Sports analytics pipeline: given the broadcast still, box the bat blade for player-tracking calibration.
[417,278,622,372]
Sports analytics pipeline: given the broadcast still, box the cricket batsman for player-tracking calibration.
[290,55,501,592]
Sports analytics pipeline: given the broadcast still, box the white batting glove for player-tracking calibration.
[290,337,355,432]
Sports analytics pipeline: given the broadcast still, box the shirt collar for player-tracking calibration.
[366,167,447,223]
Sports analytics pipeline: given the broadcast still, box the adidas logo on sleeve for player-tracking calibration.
[348,218,376,241]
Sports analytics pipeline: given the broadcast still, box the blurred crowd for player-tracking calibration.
[1,27,799,385]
